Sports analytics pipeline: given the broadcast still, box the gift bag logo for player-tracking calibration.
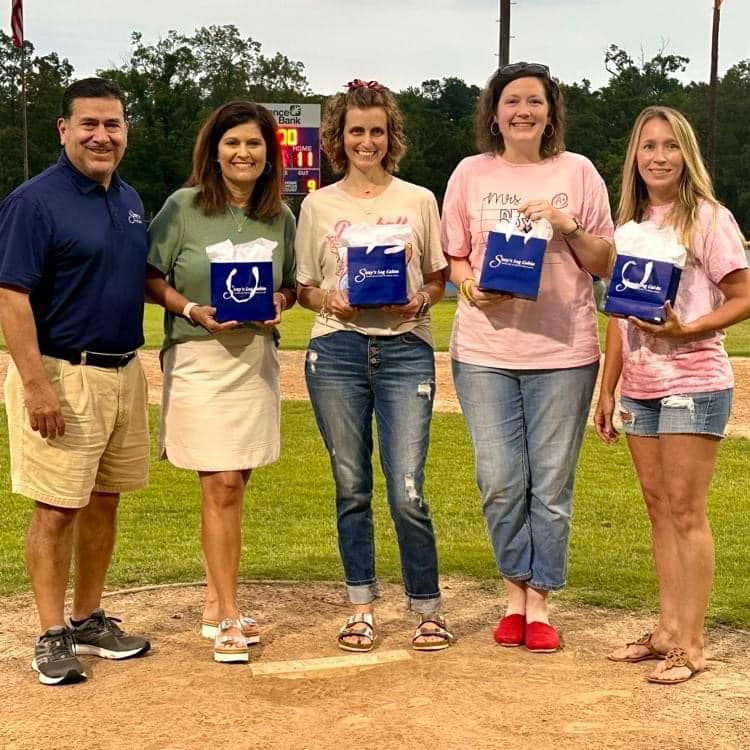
[353,267,401,283]
[615,260,661,294]
[222,266,268,303]
[488,253,537,271]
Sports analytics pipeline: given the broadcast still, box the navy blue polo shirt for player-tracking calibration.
[0,151,148,354]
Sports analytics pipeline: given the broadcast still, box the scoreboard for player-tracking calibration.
[262,103,321,196]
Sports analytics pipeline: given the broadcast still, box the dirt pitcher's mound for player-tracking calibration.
[1,579,748,750]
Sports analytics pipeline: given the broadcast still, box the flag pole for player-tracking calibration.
[707,0,723,178]
[21,40,29,180]
[11,0,29,180]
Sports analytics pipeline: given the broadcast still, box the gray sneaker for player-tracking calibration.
[68,608,150,660]
[32,627,87,686]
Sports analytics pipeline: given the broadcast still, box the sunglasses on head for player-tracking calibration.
[498,62,551,78]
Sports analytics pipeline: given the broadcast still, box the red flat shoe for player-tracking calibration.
[525,621,560,653]
[493,614,526,647]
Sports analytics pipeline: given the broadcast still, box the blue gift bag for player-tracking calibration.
[347,245,408,306]
[603,256,682,323]
[478,231,547,300]
[210,261,275,322]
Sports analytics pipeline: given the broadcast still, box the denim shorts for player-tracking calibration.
[619,389,732,438]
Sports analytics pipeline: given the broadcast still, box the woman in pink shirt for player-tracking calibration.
[442,63,613,652]
[595,106,750,684]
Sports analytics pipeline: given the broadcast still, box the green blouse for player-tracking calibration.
[147,187,297,352]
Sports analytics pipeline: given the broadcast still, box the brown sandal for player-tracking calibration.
[646,647,704,684]
[337,613,377,653]
[412,614,455,652]
[607,632,665,663]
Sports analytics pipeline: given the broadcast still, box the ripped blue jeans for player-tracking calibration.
[304,330,442,613]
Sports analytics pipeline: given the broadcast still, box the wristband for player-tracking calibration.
[182,302,198,323]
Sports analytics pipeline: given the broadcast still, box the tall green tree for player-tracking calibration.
[0,31,73,195]
[97,25,312,215]
[712,61,750,229]
[397,77,480,202]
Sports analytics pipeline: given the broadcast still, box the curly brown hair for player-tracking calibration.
[475,65,566,158]
[321,81,406,174]
[187,100,284,222]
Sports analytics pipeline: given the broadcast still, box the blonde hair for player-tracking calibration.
[617,106,719,252]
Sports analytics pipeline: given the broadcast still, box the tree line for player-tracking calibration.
[1,25,748,231]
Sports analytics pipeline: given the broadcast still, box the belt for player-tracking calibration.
[43,347,137,368]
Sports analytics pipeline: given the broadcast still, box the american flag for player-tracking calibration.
[11,0,23,48]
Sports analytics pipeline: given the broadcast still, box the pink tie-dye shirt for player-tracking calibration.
[618,201,748,399]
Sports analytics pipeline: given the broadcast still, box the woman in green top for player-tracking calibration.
[146,101,296,664]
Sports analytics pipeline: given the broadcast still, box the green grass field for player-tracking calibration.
[1,404,748,627]
[4,299,750,354]
[140,299,750,355]
[141,299,458,351]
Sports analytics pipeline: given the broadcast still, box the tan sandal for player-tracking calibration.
[412,614,455,652]
[646,647,704,684]
[213,618,249,664]
[607,632,666,663]
[337,613,377,653]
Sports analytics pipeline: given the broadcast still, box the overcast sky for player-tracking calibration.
[19,1,750,94]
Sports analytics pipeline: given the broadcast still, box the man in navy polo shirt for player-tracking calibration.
[0,78,151,685]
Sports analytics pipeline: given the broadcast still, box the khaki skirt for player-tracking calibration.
[160,329,280,471]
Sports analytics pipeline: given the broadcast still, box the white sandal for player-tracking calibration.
[202,615,260,645]
[213,618,249,664]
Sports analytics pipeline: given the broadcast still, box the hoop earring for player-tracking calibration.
[263,162,272,176]
[543,123,555,138]
[490,122,500,137]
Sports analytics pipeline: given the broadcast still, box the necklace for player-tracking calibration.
[340,175,391,199]
[340,177,391,216]
[227,204,249,233]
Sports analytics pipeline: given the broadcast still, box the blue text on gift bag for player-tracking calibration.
[210,261,275,322]
[603,256,682,323]
[478,231,547,300]
[347,245,408,306]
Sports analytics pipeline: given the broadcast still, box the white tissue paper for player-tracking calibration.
[205,237,276,262]
[613,221,687,268]
[338,223,412,254]
[490,216,554,243]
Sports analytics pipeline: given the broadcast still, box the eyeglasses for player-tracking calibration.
[498,62,550,79]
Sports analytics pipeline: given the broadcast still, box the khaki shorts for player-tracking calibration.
[4,355,149,509]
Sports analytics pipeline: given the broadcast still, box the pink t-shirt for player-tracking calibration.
[442,151,614,369]
[618,201,748,399]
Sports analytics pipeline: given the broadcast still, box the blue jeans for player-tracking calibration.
[452,359,599,591]
[305,331,442,613]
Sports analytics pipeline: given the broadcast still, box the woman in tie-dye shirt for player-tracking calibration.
[595,106,750,685]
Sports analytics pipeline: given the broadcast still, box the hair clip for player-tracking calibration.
[346,79,386,92]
